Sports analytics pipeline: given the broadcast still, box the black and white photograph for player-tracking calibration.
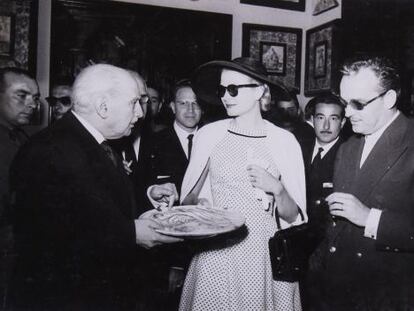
[2,0,414,310]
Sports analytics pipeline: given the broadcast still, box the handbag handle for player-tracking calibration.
[274,204,305,230]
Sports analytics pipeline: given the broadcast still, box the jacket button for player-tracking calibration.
[385,246,390,250]
[329,246,336,253]
[356,252,362,258]
[394,248,399,252]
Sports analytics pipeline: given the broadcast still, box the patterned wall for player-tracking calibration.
[0,0,34,70]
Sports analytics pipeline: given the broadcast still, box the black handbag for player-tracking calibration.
[268,207,312,282]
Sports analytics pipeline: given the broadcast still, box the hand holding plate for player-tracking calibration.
[135,218,183,249]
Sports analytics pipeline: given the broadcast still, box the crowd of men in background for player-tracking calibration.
[0,54,414,310]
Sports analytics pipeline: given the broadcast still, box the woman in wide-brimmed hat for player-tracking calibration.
[179,57,307,311]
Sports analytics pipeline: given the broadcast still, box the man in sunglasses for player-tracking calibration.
[307,56,414,310]
[47,80,73,122]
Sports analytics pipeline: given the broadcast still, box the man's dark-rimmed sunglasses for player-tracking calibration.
[218,84,261,98]
[344,90,388,111]
[46,96,72,107]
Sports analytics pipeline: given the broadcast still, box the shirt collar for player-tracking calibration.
[173,121,197,139]
[313,136,340,159]
[365,111,400,144]
[71,111,105,144]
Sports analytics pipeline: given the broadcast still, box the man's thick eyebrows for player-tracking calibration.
[14,87,40,98]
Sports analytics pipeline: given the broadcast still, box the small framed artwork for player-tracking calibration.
[0,14,15,58]
[241,0,305,12]
[260,42,286,75]
[305,19,341,96]
[313,0,339,16]
[313,41,327,78]
[243,23,302,92]
[0,1,38,75]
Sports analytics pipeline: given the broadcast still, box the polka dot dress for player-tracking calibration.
[179,122,301,311]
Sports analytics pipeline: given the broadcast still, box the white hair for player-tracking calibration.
[72,64,132,115]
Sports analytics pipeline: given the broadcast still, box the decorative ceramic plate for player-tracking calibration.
[140,205,245,238]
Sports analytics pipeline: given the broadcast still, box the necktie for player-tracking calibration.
[101,141,120,167]
[187,134,194,160]
[311,147,324,169]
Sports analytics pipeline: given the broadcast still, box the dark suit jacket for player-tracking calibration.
[302,138,343,245]
[147,126,194,289]
[149,126,189,194]
[8,113,140,310]
[308,114,414,310]
[110,128,153,215]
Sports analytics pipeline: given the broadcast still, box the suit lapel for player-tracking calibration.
[355,114,408,202]
[63,113,136,218]
[171,127,188,162]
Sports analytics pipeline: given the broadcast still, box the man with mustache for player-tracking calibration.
[302,92,346,247]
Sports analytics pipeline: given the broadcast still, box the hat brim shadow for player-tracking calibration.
[191,60,290,106]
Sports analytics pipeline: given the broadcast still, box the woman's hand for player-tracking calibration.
[246,164,284,196]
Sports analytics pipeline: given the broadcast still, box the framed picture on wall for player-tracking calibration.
[0,1,38,75]
[242,23,302,92]
[0,14,15,57]
[305,19,341,96]
[313,0,339,16]
[260,41,286,75]
[240,0,305,12]
[313,41,327,78]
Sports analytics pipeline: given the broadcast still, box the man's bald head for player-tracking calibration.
[72,64,144,139]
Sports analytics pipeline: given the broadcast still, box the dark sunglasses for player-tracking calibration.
[344,90,388,111]
[218,84,261,98]
[46,96,72,107]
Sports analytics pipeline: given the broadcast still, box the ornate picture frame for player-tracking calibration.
[0,1,38,74]
[313,0,339,16]
[242,23,302,92]
[0,14,15,57]
[305,19,341,96]
[241,0,305,12]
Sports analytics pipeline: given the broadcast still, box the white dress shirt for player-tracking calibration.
[132,136,141,161]
[362,111,400,240]
[173,121,197,159]
[311,137,340,162]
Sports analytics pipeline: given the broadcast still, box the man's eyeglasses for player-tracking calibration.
[344,90,388,111]
[218,84,261,98]
[46,96,72,107]
[130,95,149,109]
[138,95,149,106]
